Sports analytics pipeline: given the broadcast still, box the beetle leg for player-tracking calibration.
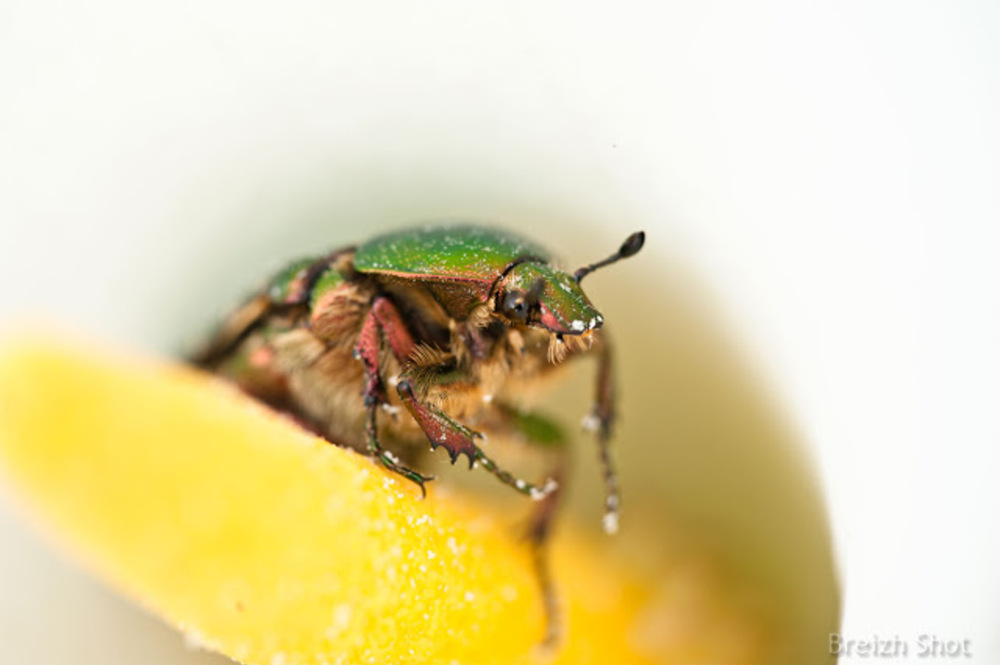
[364,405,433,496]
[512,412,568,649]
[395,380,558,500]
[526,453,567,649]
[190,294,275,367]
[484,403,569,647]
[356,297,433,495]
[586,335,621,534]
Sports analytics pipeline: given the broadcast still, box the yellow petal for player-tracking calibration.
[0,336,764,664]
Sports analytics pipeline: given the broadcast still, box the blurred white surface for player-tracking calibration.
[1,1,998,662]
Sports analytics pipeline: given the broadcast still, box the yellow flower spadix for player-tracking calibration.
[0,337,763,664]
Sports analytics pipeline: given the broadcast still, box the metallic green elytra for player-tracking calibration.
[191,223,645,645]
[353,225,551,284]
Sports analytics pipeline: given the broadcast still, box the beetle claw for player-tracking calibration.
[457,450,476,469]
[375,451,434,498]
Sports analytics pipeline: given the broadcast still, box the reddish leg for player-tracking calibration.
[397,380,557,500]
[355,297,433,494]
[396,380,557,500]
[357,297,555,500]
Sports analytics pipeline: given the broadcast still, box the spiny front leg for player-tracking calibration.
[396,380,557,500]
[585,335,621,534]
[356,298,433,496]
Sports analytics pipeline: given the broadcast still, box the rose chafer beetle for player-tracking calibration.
[192,224,644,641]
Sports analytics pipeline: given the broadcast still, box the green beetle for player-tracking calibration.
[192,224,644,640]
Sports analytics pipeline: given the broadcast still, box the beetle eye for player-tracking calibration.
[501,291,530,322]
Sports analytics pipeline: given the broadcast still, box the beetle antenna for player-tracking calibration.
[573,231,645,283]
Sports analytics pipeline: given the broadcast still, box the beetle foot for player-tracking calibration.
[529,540,562,651]
[522,491,563,650]
[475,451,558,500]
[365,400,433,498]
[374,451,434,498]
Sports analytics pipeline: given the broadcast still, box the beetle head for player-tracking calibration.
[490,231,645,336]
[498,262,604,335]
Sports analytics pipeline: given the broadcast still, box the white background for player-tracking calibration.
[1,1,998,663]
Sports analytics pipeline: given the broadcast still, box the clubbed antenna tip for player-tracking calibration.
[573,231,646,283]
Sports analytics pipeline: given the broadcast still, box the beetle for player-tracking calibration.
[191,223,644,641]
